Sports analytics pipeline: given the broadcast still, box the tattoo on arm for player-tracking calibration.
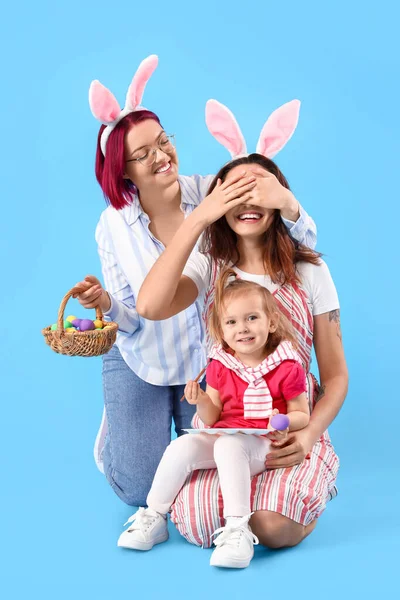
[315,384,326,404]
[328,309,340,323]
[328,309,342,342]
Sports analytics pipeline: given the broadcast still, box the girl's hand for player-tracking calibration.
[195,172,257,227]
[184,381,209,405]
[72,275,111,313]
[265,428,315,470]
[267,427,289,446]
[267,410,288,445]
[249,171,299,221]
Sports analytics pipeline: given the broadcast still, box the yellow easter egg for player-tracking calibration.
[93,320,103,329]
[66,327,77,332]
[66,315,77,323]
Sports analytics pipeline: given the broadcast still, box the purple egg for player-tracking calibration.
[270,413,290,431]
[80,319,95,332]
[71,319,82,328]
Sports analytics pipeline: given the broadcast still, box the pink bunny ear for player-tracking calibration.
[89,80,121,124]
[256,100,300,158]
[125,54,159,110]
[205,99,247,158]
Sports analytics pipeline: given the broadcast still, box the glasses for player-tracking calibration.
[126,134,176,167]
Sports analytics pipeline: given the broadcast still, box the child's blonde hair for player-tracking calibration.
[208,268,298,354]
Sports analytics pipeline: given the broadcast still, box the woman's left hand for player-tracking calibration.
[265,428,315,469]
[250,172,300,221]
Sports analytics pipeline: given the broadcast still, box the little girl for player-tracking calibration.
[118,269,310,569]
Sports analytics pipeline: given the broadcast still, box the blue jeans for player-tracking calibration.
[102,345,197,506]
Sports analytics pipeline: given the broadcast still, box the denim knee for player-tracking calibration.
[103,452,150,507]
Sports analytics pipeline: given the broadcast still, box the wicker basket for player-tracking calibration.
[42,286,118,357]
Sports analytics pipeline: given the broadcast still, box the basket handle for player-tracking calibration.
[56,286,104,332]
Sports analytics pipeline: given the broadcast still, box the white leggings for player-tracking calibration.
[146,432,271,518]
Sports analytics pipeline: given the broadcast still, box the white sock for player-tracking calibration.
[225,515,251,528]
[147,507,167,519]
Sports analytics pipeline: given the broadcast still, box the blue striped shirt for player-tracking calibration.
[95,174,317,386]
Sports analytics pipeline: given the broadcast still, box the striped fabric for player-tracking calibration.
[209,341,303,419]
[95,174,213,386]
[170,276,339,547]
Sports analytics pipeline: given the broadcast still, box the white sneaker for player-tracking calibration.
[210,515,259,569]
[117,507,169,551]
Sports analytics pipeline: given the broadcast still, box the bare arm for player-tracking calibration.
[286,392,310,431]
[266,309,348,468]
[136,174,257,320]
[184,381,222,426]
[307,309,348,443]
[136,215,205,320]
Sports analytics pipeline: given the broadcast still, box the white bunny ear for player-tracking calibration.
[125,54,158,110]
[205,99,247,158]
[256,100,300,158]
[89,80,121,124]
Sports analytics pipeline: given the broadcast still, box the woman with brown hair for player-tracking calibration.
[134,99,348,553]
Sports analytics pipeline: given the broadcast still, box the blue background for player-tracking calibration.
[2,1,399,598]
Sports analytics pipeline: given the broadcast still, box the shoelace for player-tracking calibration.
[123,507,156,532]
[211,515,259,548]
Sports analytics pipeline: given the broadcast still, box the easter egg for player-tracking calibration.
[66,327,77,332]
[80,319,95,332]
[66,315,77,323]
[64,320,73,329]
[50,323,58,331]
[270,413,290,431]
[103,325,112,330]
[71,319,82,328]
[93,320,103,329]
[95,327,103,330]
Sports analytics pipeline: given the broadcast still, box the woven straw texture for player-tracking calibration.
[42,287,118,357]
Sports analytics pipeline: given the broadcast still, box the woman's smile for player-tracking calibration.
[153,160,173,175]
[235,209,263,224]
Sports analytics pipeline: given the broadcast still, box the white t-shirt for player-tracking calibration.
[183,254,339,316]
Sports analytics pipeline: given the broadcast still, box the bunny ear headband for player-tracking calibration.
[89,54,159,155]
[205,98,300,159]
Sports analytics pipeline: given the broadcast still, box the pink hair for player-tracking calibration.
[95,110,161,209]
